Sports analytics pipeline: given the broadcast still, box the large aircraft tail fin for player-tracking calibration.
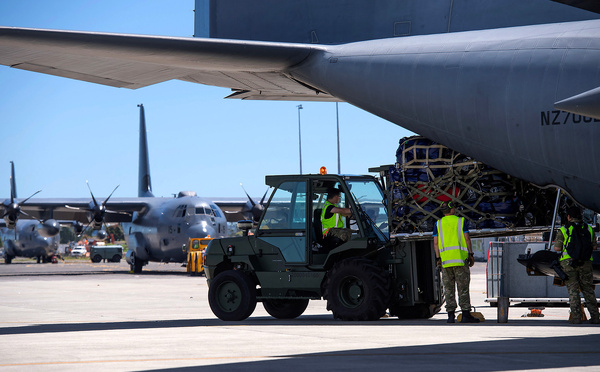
[9,161,16,200]
[194,0,599,44]
[137,104,153,198]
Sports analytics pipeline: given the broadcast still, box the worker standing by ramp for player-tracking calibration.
[554,206,600,324]
[434,201,480,324]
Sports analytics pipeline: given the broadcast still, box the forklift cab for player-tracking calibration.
[255,174,389,266]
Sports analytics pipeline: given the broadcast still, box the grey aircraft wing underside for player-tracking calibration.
[0,27,334,101]
[211,198,257,223]
[6,197,252,224]
[8,197,153,223]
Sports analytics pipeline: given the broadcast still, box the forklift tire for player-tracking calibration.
[208,270,257,321]
[324,257,390,321]
[263,299,309,319]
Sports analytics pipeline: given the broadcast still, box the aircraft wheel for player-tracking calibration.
[263,299,309,319]
[324,257,390,321]
[130,254,143,273]
[133,258,143,273]
[208,270,256,321]
[112,255,121,263]
[91,254,102,263]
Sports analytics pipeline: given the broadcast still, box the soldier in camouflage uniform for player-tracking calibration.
[554,206,599,324]
[433,201,479,323]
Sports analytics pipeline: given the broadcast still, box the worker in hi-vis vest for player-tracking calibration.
[433,201,480,323]
[553,206,599,324]
[321,188,353,245]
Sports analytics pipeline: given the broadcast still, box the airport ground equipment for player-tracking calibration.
[184,237,212,275]
[204,173,443,321]
[90,245,123,263]
[487,242,600,322]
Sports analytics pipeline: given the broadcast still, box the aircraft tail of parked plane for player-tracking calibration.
[138,104,153,198]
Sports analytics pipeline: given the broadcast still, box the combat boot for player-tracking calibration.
[461,310,480,323]
[447,311,455,324]
[568,312,582,324]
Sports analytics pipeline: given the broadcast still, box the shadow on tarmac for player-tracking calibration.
[135,333,600,372]
[2,314,599,336]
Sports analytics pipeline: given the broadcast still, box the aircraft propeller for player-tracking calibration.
[1,161,43,238]
[66,181,122,238]
[240,183,269,223]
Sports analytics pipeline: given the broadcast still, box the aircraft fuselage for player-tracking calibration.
[124,194,227,264]
[2,220,59,262]
[292,20,600,211]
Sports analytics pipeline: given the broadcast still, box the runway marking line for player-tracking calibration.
[1,350,599,367]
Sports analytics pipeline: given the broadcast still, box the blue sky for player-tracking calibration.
[0,0,412,200]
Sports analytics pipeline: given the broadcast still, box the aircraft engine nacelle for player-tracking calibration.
[86,210,104,230]
[37,219,60,238]
[96,230,107,240]
[2,202,20,229]
[73,221,84,234]
[3,213,17,229]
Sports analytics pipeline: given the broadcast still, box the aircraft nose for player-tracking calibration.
[187,225,213,239]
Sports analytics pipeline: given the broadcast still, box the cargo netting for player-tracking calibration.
[388,136,566,235]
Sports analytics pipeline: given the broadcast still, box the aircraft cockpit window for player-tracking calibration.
[195,206,217,217]
[210,205,222,218]
[173,205,187,218]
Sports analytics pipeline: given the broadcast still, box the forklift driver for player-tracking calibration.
[321,188,353,244]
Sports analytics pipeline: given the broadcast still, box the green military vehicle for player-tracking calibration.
[204,173,443,321]
[90,245,123,263]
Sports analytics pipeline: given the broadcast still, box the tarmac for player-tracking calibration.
[1,260,599,371]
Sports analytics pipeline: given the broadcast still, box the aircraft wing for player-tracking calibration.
[212,198,252,223]
[0,27,337,101]
[10,198,152,224]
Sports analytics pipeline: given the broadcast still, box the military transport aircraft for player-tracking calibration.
[1,105,257,272]
[1,162,60,263]
[0,0,599,213]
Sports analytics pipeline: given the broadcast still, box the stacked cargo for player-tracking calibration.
[386,136,564,235]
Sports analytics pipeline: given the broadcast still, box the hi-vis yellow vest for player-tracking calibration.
[322,201,343,235]
[559,223,594,262]
[437,215,468,268]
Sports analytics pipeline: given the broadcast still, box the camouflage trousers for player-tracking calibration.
[326,228,353,242]
[442,265,471,312]
[560,259,599,321]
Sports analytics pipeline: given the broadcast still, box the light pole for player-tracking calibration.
[297,104,303,174]
[336,102,341,174]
